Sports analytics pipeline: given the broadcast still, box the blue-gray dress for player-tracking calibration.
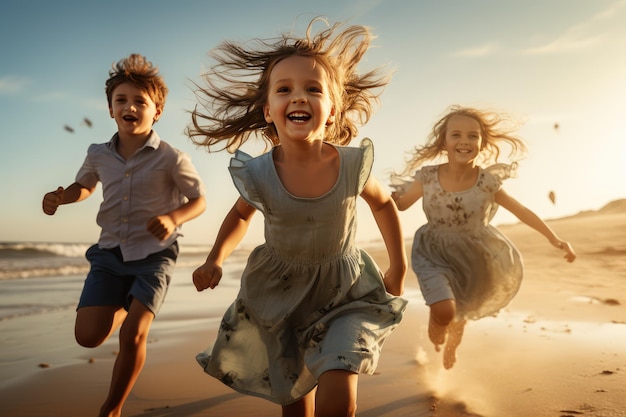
[196,139,407,405]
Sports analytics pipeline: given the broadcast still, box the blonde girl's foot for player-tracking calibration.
[443,320,466,370]
[428,318,448,352]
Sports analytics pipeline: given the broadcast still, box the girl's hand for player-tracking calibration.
[383,267,405,296]
[192,260,223,291]
[553,240,576,263]
[42,187,64,215]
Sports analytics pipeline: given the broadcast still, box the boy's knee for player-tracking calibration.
[75,328,106,348]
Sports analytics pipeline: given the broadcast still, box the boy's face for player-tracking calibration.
[109,82,161,140]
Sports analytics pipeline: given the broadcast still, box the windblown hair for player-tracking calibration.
[393,105,528,178]
[187,17,391,152]
[105,53,168,113]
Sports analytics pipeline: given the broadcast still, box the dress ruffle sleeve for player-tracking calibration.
[357,138,374,194]
[389,168,423,195]
[228,149,265,212]
[483,162,518,190]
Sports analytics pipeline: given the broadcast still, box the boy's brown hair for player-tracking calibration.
[105,53,168,113]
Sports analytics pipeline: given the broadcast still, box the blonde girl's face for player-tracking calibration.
[444,114,483,165]
[109,82,161,140]
[263,55,335,144]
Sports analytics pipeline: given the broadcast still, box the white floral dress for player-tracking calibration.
[410,164,523,320]
[196,139,407,405]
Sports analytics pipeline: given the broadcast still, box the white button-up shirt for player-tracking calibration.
[76,131,205,261]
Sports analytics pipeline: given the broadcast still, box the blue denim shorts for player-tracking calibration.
[77,242,179,315]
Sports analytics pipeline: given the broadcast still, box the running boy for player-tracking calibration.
[42,53,206,417]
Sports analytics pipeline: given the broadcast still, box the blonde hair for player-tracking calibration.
[394,105,527,178]
[187,18,391,152]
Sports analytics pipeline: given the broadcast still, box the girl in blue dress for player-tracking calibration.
[187,18,407,417]
[391,106,576,369]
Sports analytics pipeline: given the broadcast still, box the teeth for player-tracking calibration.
[289,112,309,118]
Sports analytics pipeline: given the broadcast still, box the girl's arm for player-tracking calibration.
[496,188,576,262]
[391,179,423,211]
[361,176,407,295]
[192,197,256,291]
[42,182,95,215]
[147,196,207,241]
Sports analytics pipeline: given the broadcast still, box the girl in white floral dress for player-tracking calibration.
[391,106,576,369]
[187,18,407,417]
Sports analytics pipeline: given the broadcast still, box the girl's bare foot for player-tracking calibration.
[443,320,466,369]
[428,317,448,352]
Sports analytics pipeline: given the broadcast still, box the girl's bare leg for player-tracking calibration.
[282,390,314,417]
[428,299,456,352]
[443,319,466,370]
[315,370,358,417]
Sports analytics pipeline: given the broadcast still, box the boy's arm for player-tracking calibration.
[496,188,576,262]
[42,182,95,215]
[192,197,256,291]
[361,176,407,296]
[146,195,207,241]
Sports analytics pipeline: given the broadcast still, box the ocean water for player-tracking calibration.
[0,241,249,321]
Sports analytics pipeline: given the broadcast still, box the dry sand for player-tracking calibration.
[1,200,624,416]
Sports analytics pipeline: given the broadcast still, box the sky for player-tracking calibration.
[1,0,625,247]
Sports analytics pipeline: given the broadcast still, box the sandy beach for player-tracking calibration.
[1,200,624,417]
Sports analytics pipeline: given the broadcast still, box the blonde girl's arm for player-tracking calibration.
[391,178,423,211]
[495,188,576,262]
[192,197,256,291]
[361,176,407,295]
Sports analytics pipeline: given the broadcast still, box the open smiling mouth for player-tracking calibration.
[288,112,311,122]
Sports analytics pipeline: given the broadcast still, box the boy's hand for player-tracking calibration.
[42,187,64,215]
[147,215,176,241]
[192,261,223,291]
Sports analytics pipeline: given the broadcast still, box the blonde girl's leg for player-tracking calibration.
[428,299,456,351]
[315,370,358,417]
[443,319,466,370]
[282,390,315,417]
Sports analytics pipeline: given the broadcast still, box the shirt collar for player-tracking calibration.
[108,130,161,152]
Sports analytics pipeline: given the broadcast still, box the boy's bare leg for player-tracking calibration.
[98,300,155,417]
[443,319,466,370]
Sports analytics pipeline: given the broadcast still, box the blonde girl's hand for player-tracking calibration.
[192,260,223,291]
[553,240,576,263]
[42,186,64,215]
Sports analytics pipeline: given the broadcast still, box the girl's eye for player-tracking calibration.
[308,87,322,93]
[277,86,289,93]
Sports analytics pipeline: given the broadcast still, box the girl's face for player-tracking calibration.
[109,82,161,140]
[263,55,335,144]
[444,115,483,165]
